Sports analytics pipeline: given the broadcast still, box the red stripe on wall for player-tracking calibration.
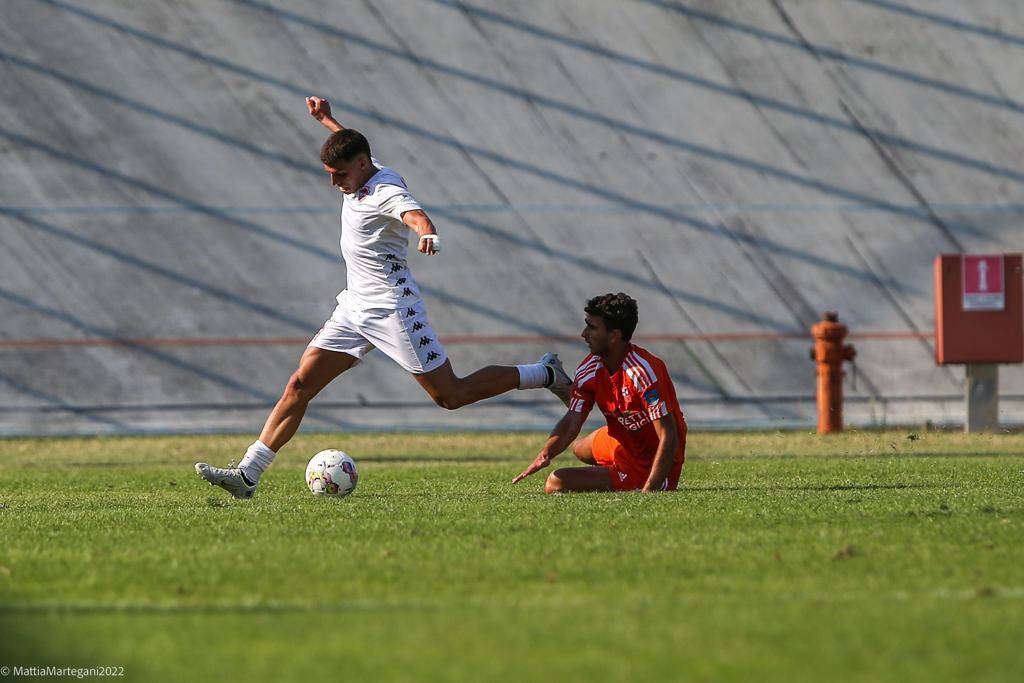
[0,330,934,350]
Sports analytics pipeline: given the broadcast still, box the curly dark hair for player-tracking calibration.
[320,129,372,167]
[585,293,638,341]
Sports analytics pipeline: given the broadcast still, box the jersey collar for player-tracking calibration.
[346,159,387,200]
[601,343,634,375]
[348,169,384,201]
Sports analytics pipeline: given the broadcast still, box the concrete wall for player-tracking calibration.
[1,0,1022,436]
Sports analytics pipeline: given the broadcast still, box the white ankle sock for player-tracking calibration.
[516,363,549,390]
[238,440,276,483]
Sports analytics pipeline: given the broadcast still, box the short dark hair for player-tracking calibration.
[585,293,638,341]
[320,129,372,167]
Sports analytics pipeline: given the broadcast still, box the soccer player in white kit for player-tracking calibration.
[195,96,571,499]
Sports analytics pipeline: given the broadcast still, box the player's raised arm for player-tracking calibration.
[401,210,441,256]
[642,414,679,492]
[512,410,586,484]
[305,96,345,133]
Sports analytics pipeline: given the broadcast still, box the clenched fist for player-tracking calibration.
[305,96,332,121]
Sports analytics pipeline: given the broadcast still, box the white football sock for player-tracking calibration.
[238,440,276,484]
[516,363,549,390]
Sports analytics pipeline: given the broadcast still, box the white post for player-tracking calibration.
[965,363,999,433]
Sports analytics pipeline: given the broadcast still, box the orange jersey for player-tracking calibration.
[569,344,686,469]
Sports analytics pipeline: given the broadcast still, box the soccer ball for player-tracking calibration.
[305,449,358,497]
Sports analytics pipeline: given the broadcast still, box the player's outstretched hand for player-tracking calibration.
[306,96,332,121]
[511,453,551,484]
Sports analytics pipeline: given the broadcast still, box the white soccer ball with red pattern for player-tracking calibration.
[305,449,358,497]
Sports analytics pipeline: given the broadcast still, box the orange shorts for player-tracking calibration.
[590,426,685,492]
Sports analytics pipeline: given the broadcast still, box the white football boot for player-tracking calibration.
[194,462,256,500]
[540,352,572,407]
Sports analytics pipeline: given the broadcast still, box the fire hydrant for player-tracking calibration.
[809,312,856,434]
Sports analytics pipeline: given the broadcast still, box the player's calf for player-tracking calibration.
[425,387,470,411]
[544,466,614,493]
[280,371,317,408]
[417,354,571,412]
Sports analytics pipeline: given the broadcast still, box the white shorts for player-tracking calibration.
[308,296,448,375]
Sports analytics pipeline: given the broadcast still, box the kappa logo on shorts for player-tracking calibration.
[402,287,413,297]
[406,308,417,318]
[426,350,440,363]
[412,321,425,332]
[418,336,433,348]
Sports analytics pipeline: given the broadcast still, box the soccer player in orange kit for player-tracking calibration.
[512,293,687,493]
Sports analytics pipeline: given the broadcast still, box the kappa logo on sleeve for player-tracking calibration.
[643,388,661,406]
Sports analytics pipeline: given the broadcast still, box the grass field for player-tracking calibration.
[1,429,1022,682]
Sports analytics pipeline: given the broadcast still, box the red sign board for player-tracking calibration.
[934,254,1023,364]
[962,254,1005,310]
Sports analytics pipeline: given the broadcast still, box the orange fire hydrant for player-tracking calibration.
[810,312,856,434]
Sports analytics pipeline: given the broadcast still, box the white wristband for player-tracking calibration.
[418,234,441,253]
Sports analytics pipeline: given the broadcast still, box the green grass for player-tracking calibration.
[1,429,1023,682]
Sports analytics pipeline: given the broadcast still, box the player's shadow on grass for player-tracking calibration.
[684,482,933,492]
[357,455,523,464]
[798,482,929,492]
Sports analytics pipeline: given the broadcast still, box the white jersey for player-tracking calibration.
[338,159,423,309]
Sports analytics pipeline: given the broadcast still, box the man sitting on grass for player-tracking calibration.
[513,293,687,493]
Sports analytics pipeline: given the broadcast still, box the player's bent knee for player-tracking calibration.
[283,373,312,404]
[571,440,588,462]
